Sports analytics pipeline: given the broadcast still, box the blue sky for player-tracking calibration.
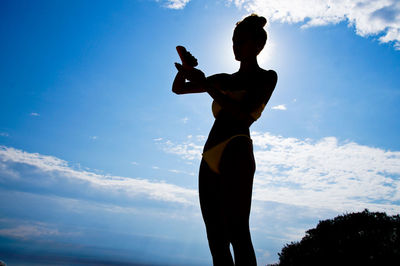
[1,0,400,265]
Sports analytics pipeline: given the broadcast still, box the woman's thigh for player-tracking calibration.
[219,137,256,227]
[199,159,225,230]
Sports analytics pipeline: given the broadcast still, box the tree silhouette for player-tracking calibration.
[270,209,400,266]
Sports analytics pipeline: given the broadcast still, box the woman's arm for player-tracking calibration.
[172,64,277,123]
[172,63,207,94]
[172,63,252,119]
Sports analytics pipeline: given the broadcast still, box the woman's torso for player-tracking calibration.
[203,111,250,152]
[203,69,275,153]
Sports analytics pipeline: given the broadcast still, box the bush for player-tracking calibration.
[273,209,400,266]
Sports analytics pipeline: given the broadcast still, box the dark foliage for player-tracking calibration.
[272,209,400,266]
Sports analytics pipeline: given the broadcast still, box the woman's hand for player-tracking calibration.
[172,46,207,94]
[174,63,206,85]
[175,46,205,84]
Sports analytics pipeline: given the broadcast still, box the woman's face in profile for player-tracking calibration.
[232,31,260,62]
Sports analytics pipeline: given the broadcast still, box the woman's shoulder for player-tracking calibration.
[207,73,231,81]
[258,69,278,88]
[260,68,277,80]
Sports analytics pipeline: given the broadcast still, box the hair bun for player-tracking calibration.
[234,14,268,48]
[237,14,267,28]
[257,16,267,28]
[250,14,266,28]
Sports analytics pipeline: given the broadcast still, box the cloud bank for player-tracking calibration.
[229,0,400,49]
[2,129,399,219]
[251,132,400,213]
[0,146,197,205]
[161,0,400,49]
[0,221,60,240]
[161,132,400,214]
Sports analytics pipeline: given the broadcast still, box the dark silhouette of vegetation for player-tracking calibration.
[269,209,400,266]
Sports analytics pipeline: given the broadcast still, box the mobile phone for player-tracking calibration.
[176,46,198,67]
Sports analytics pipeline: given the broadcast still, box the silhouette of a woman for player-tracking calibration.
[172,14,277,266]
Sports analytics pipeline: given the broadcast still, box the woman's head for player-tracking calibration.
[233,14,267,61]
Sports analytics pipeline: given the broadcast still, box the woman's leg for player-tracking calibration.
[199,159,234,266]
[220,137,257,266]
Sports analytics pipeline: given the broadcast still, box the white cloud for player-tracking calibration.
[230,0,400,49]
[251,131,400,214]
[196,135,206,142]
[169,169,196,176]
[0,146,197,205]
[160,136,204,161]
[0,132,9,137]
[30,112,40,116]
[0,222,59,240]
[161,132,400,214]
[181,117,189,123]
[169,169,180,173]
[89,136,98,140]
[271,104,287,110]
[256,248,272,258]
[164,0,190,9]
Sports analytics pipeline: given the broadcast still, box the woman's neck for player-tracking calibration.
[239,57,260,73]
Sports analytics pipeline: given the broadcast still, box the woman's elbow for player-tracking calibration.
[172,87,183,94]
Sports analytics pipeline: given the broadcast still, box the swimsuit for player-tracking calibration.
[202,91,266,174]
[202,133,250,174]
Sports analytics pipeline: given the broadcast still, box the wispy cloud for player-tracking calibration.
[181,117,189,123]
[162,0,191,10]
[89,136,98,140]
[161,132,400,214]
[0,146,197,205]
[230,0,400,49]
[159,135,204,161]
[169,169,196,176]
[0,132,9,137]
[30,112,40,116]
[0,222,59,240]
[271,104,287,110]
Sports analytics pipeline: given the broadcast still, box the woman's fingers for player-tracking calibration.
[175,62,183,71]
[174,63,205,83]
[186,68,206,83]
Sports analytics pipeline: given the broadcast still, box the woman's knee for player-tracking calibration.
[227,221,251,241]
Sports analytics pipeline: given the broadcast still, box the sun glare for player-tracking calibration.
[258,38,276,68]
[212,26,277,73]
[214,29,239,73]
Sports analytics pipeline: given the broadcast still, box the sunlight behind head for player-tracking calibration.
[257,37,275,68]
[207,23,239,74]
[209,17,277,74]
